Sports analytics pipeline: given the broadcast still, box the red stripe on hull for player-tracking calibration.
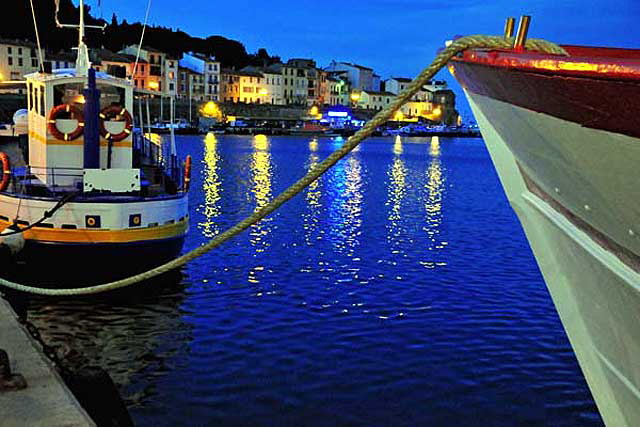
[451,53,640,138]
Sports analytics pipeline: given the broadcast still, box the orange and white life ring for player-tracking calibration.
[0,152,11,192]
[47,104,85,141]
[183,155,192,192]
[99,105,133,142]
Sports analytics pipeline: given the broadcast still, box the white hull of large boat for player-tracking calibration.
[467,91,640,427]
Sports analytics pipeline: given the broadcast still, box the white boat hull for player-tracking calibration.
[467,91,640,427]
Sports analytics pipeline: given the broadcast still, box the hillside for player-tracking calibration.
[3,0,279,68]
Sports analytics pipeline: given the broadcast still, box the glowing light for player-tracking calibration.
[309,138,318,152]
[350,92,360,102]
[258,88,268,96]
[200,101,222,119]
[309,105,319,116]
[328,111,349,117]
[148,81,159,90]
[393,135,403,155]
[72,95,86,104]
[429,136,440,157]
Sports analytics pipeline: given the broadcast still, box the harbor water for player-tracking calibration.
[27,135,603,426]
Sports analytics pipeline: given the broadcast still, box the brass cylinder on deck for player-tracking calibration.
[514,15,531,49]
[504,17,515,38]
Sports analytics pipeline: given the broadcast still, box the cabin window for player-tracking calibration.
[53,82,125,112]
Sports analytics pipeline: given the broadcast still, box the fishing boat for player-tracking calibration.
[0,1,190,285]
[450,17,640,426]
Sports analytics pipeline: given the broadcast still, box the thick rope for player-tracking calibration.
[0,35,567,296]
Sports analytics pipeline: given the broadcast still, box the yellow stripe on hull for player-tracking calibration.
[0,218,188,244]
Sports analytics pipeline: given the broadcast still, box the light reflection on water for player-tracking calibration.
[387,136,407,249]
[304,139,322,247]
[248,134,273,284]
[422,136,448,268]
[198,132,222,238]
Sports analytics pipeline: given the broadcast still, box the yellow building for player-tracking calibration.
[0,38,44,94]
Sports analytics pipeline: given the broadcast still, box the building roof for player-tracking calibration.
[262,63,283,74]
[390,77,412,83]
[0,38,37,48]
[92,48,136,64]
[286,58,316,69]
[238,66,263,78]
[187,52,217,62]
[339,61,373,71]
[141,45,166,54]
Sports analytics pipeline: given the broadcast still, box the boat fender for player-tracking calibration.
[0,224,25,256]
[183,155,192,192]
[47,104,85,141]
[99,105,133,142]
[0,152,10,192]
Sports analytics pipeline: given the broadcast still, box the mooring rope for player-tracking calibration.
[0,35,567,296]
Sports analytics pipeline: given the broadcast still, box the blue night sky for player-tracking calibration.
[94,0,640,119]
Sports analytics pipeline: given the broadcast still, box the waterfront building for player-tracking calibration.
[237,66,267,104]
[180,52,220,101]
[165,57,179,97]
[325,60,376,91]
[0,38,44,94]
[119,45,167,93]
[220,69,240,102]
[282,59,309,105]
[178,66,205,102]
[357,90,395,110]
[47,51,76,71]
[261,63,284,105]
[385,77,448,102]
[316,68,328,105]
[325,71,351,106]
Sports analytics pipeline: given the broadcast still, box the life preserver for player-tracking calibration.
[183,155,192,192]
[99,105,133,142]
[47,104,84,141]
[0,152,10,192]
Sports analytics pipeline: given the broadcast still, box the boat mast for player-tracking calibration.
[55,0,105,76]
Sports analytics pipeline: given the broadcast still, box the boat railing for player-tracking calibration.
[7,160,184,197]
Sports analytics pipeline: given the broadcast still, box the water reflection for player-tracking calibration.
[422,136,447,268]
[248,134,273,283]
[327,152,363,257]
[26,271,191,407]
[198,133,222,237]
[304,139,322,246]
[386,136,407,246]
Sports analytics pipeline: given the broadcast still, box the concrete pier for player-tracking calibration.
[0,297,95,427]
